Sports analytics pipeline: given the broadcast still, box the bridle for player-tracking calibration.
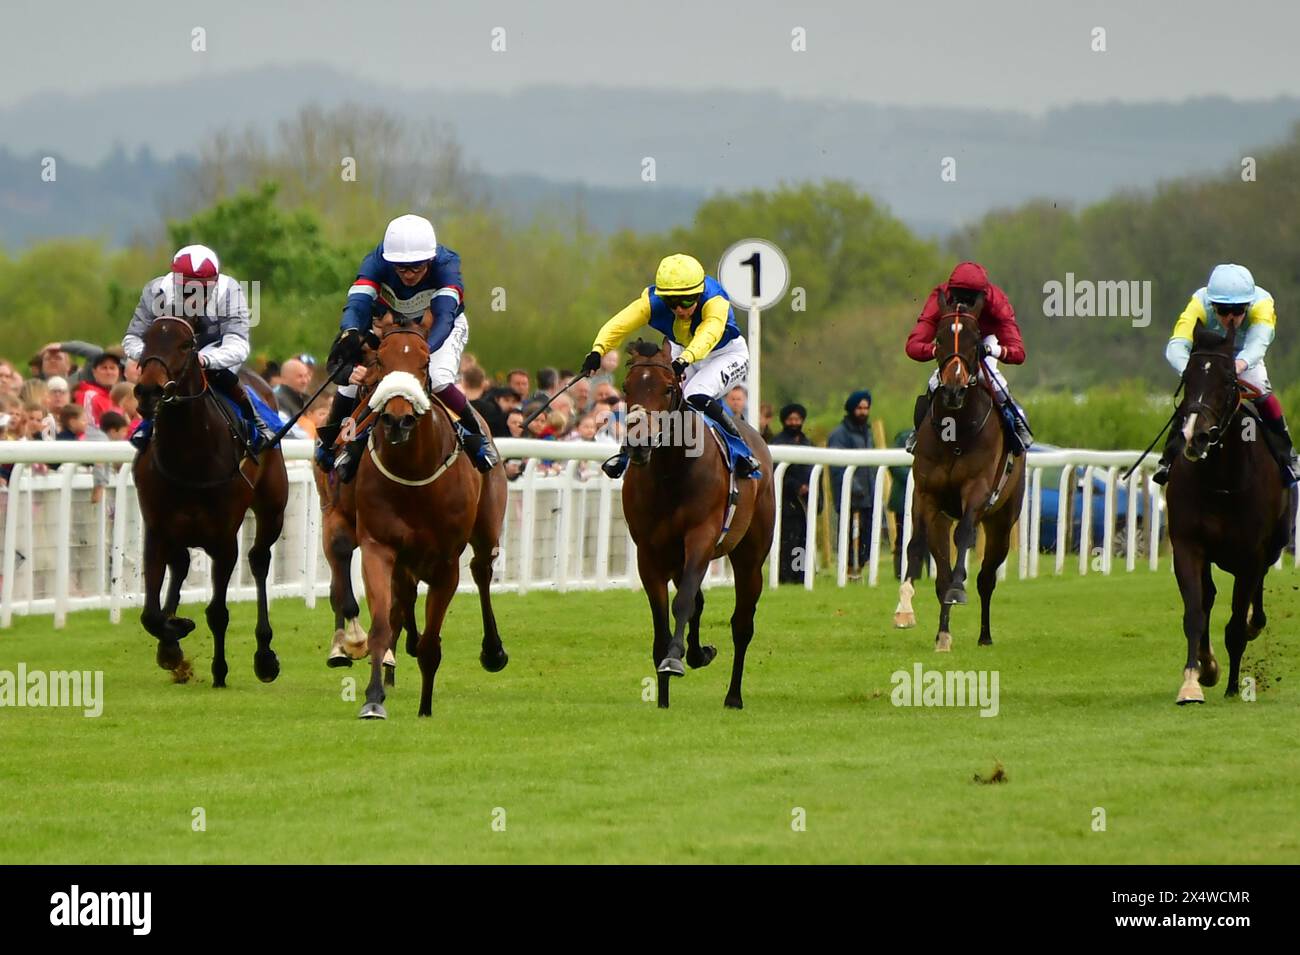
[624,359,685,455]
[1182,349,1245,455]
[365,324,460,487]
[138,317,208,405]
[373,325,433,410]
[935,310,980,387]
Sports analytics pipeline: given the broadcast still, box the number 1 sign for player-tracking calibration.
[718,239,791,429]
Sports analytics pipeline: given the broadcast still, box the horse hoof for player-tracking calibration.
[480,648,509,673]
[724,696,744,710]
[978,635,993,647]
[893,612,916,629]
[253,651,280,683]
[156,640,184,671]
[687,645,717,669]
[657,657,686,677]
[358,702,387,720]
[1198,656,1220,687]
[1225,684,1240,698]
[1176,694,1205,705]
[943,588,967,606]
[935,632,952,653]
[326,650,353,668]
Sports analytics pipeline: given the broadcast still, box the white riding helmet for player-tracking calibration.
[382,214,438,264]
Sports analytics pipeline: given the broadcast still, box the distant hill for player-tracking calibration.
[3,64,1300,245]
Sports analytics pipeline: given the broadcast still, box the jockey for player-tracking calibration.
[317,213,498,478]
[122,245,274,451]
[579,253,761,479]
[904,261,1033,455]
[1153,263,1299,486]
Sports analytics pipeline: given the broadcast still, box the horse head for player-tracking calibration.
[621,339,681,467]
[134,316,202,418]
[372,311,432,446]
[933,288,985,412]
[1182,323,1241,461]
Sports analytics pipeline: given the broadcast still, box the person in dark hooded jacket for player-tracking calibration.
[827,389,876,573]
[769,403,818,583]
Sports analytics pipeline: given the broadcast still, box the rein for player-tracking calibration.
[364,325,460,487]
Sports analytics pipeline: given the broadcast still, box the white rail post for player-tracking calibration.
[836,465,856,587]
[803,465,822,591]
[1,463,24,628]
[867,465,887,587]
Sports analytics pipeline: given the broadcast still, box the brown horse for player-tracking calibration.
[352,316,508,719]
[894,298,1025,650]
[1167,324,1288,704]
[132,317,289,684]
[620,340,775,709]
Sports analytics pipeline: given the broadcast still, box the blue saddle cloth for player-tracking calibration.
[216,390,286,452]
[696,409,760,478]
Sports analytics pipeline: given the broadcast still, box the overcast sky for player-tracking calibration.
[4,0,1299,112]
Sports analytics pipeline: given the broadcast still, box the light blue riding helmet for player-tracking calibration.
[1206,264,1255,304]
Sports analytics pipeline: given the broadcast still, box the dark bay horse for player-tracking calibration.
[894,296,1025,650]
[352,317,508,719]
[1167,325,1287,704]
[132,317,289,684]
[620,340,775,709]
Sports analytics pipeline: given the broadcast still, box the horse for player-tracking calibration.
[351,315,509,719]
[620,339,775,709]
[1166,324,1288,704]
[132,316,289,685]
[893,294,1025,651]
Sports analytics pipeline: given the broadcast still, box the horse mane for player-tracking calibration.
[627,339,665,362]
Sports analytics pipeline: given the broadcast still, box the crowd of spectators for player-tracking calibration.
[4,342,904,580]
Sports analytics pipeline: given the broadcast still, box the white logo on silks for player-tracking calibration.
[623,408,706,458]
[0,665,103,717]
[890,663,1000,717]
[49,885,151,935]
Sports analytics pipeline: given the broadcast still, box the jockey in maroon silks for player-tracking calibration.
[904,261,1033,454]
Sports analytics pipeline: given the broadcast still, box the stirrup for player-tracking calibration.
[601,451,629,479]
[1152,460,1172,486]
[905,431,918,454]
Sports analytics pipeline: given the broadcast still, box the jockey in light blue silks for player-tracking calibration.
[316,214,498,480]
[579,253,761,480]
[1153,263,1300,486]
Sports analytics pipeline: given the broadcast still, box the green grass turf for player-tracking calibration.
[0,563,1297,864]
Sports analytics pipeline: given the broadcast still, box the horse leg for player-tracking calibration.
[162,547,195,636]
[1173,546,1207,704]
[326,522,364,667]
[1248,578,1266,640]
[659,532,714,678]
[724,533,766,710]
[248,509,283,685]
[894,503,928,628]
[1224,568,1259,698]
[357,544,396,719]
[638,553,673,709]
[685,590,716,669]
[925,511,955,652]
[141,528,185,670]
[205,540,237,688]
[416,561,458,718]
[1197,561,1219,687]
[945,485,988,605]
[976,509,1014,647]
[471,541,508,673]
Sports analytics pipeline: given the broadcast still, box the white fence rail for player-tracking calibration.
[2,438,1294,628]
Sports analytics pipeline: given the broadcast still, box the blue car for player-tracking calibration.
[1028,443,1145,555]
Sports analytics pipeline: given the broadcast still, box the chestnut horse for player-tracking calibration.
[132,316,289,684]
[620,340,775,709]
[352,316,508,719]
[1167,324,1287,704]
[894,297,1025,650]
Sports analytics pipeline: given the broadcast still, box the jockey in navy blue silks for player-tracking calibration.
[316,214,499,478]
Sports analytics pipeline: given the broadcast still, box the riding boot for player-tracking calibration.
[686,393,761,477]
[904,392,931,454]
[315,391,358,472]
[212,371,276,453]
[1262,414,1300,487]
[452,408,499,473]
[1151,420,1185,486]
[998,397,1033,456]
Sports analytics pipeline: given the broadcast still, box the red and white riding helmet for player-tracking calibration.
[171,244,221,281]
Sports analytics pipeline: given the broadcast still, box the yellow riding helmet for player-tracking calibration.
[655,254,706,297]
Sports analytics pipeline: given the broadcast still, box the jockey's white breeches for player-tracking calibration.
[670,336,749,401]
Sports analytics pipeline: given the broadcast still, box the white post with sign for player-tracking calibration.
[717,239,790,431]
